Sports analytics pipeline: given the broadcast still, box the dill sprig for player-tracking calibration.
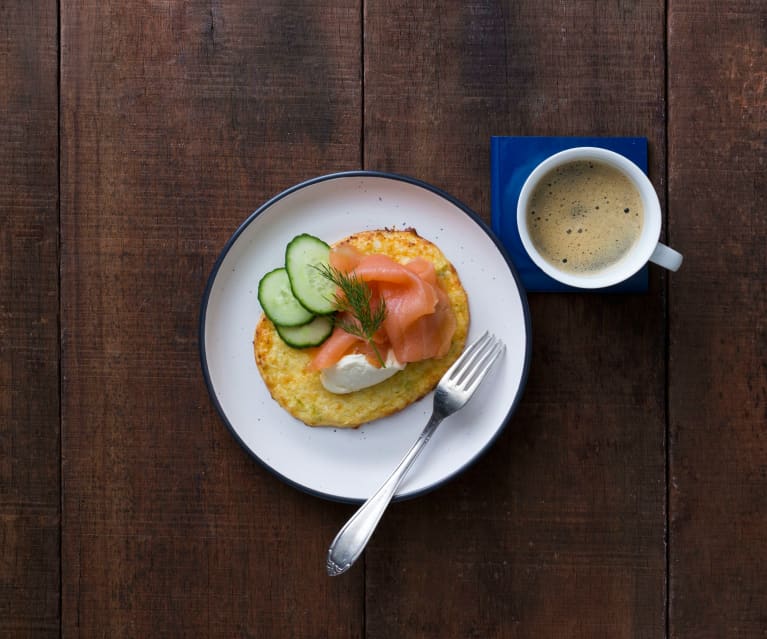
[315,264,387,367]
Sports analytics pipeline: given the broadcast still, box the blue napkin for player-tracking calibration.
[491,136,649,292]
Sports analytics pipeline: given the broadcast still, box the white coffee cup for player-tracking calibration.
[516,146,682,289]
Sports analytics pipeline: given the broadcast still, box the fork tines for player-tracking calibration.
[447,331,505,391]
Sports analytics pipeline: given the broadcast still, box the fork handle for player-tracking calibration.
[326,412,444,576]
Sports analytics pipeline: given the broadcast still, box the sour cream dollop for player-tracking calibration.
[320,351,405,394]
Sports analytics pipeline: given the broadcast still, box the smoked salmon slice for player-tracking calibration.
[310,248,456,369]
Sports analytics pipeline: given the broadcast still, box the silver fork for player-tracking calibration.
[326,331,505,576]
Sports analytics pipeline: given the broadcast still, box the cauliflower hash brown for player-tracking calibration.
[254,228,469,427]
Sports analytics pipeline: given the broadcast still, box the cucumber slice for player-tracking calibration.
[285,234,337,315]
[257,267,314,327]
[275,315,334,348]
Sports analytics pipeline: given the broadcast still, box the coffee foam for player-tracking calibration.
[527,160,643,274]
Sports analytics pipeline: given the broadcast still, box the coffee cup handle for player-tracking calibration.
[649,242,683,272]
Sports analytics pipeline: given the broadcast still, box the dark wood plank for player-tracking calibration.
[364,2,667,636]
[668,2,767,636]
[0,3,60,637]
[60,2,363,636]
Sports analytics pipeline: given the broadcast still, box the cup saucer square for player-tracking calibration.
[491,136,649,293]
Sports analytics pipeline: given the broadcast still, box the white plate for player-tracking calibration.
[200,172,531,502]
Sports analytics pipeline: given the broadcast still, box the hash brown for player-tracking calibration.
[254,228,469,427]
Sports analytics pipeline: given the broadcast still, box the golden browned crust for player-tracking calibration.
[254,229,469,427]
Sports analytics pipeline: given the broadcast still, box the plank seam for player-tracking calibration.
[663,1,671,637]
[57,0,64,637]
[361,0,366,172]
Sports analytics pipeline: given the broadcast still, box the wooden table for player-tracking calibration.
[3,1,765,636]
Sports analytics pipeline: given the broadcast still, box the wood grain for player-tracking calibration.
[0,3,60,637]
[668,1,767,636]
[60,2,363,636]
[364,1,667,636]
[8,0,762,635]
